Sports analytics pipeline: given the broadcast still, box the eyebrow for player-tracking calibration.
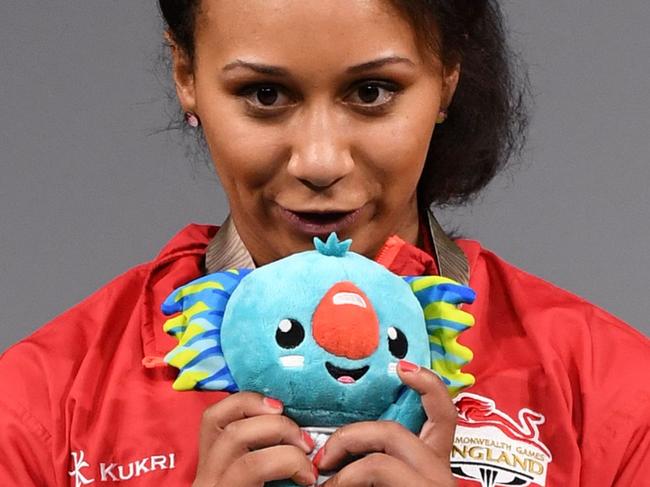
[222,60,289,76]
[221,56,416,76]
[346,56,415,74]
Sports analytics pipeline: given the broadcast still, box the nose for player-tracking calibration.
[312,281,379,360]
[287,104,354,188]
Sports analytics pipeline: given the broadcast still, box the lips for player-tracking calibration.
[277,206,363,237]
[325,361,369,384]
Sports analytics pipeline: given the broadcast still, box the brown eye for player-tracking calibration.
[347,81,401,109]
[358,84,380,103]
[257,86,279,106]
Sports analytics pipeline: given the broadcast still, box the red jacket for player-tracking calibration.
[1,224,648,486]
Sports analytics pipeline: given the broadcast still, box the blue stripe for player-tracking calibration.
[183,329,220,348]
[196,366,237,389]
[183,346,223,369]
[413,284,476,305]
[429,342,445,357]
[426,318,471,332]
[203,309,225,319]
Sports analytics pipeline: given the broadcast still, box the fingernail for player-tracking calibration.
[313,447,325,468]
[398,360,420,373]
[263,397,284,410]
[302,430,315,451]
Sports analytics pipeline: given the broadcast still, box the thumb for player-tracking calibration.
[397,360,458,459]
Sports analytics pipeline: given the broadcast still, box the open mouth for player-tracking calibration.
[296,211,351,222]
[278,207,363,236]
[325,362,369,384]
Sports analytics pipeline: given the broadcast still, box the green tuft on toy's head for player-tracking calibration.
[163,233,476,432]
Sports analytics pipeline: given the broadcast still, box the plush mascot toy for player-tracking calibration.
[162,233,476,486]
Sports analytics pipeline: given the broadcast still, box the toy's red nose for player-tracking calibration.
[312,281,379,359]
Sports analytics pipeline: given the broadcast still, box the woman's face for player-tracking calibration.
[172,0,459,265]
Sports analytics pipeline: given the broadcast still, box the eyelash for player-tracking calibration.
[236,80,403,116]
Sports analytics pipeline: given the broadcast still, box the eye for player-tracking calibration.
[275,318,305,349]
[346,81,401,108]
[387,326,408,359]
[239,84,292,109]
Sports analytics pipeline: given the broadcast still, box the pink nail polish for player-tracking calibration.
[313,447,325,468]
[302,430,315,450]
[398,360,420,373]
[263,397,284,410]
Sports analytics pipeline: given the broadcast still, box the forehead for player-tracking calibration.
[195,0,425,69]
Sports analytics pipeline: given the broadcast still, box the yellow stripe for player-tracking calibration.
[167,348,199,369]
[429,334,474,363]
[431,358,476,396]
[163,314,188,335]
[174,281,225,301]
[409,275,457,293]
[423,302,475,326]
[446,379,475,397]
[179,323,210,346]
[181,301,211,321]
[172,370,211,391]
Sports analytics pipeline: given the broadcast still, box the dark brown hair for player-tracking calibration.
[158,0,529,207]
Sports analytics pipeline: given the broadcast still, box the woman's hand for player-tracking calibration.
[192,391,318,487]
[316,360,458,486]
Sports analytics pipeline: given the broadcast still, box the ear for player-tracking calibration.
[403,275,476,395]
[162,268,253,392]
[440,62,461,111]
[164,31,198,115]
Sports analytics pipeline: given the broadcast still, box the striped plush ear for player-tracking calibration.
[162,268,252,392]
[403,275,477,395]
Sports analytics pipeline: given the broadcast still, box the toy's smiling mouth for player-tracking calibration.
[325,362,369,384]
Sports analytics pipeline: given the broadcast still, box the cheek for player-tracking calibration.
[354,109,436,193]
[202,116,287,193]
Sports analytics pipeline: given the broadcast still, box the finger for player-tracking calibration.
[199,392,283,446]
[397,360,458,458]
[197,393,284,468]
[221,445,318,487]
[315,421,445,476]
[211,414,313,468]
[321,453,431,487]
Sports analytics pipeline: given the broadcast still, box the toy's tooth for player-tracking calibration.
[387,362,398,375]
[280,355,305,368]
[332,292,367,308]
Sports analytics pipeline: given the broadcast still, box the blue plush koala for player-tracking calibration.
[162,233,475,485]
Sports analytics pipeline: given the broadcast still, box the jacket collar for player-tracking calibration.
[204,208,468,284]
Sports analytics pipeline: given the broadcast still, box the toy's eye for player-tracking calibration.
[276,318,305,349]
[387,326,408,358]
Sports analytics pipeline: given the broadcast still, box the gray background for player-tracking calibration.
[1,1,648,352]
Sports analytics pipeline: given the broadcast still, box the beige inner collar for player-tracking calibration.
[204,208,469,285]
